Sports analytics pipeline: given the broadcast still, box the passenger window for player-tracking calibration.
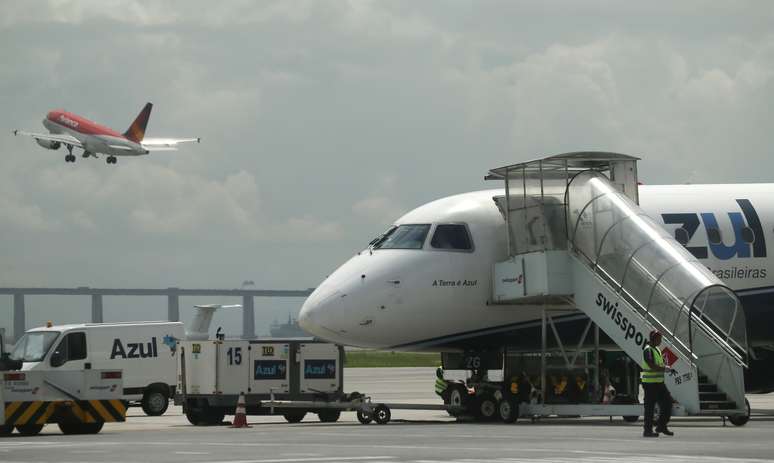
[431,224,473,251]
[706,228,722,245]
[54,333,87,363]
[374,224,430,250]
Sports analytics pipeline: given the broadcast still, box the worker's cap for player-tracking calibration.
[649,330,662,338]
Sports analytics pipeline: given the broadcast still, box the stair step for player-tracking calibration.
[699,384,718,393]
[700,401,737,410]
[700,392,728,401]
[698,375,709,383]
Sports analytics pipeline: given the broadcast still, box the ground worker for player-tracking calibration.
[435,366,448,397]
[641,330,675,437]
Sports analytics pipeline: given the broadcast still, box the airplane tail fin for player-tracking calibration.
[124,102,153,143]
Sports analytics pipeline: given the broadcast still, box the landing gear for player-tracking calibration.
[65,144,75,163]
[106,156,117,164]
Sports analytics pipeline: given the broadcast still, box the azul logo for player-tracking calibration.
[110,337,158,359]
[304,359,336,379]
[662,199,766,260]
[254,360,287,380]
[58,114,79,128]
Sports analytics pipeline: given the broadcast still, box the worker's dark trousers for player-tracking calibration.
[643,382,672,431]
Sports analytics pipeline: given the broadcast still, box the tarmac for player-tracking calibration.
[3,367,774,463]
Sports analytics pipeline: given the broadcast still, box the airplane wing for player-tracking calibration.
[141,137,200,151]
[12,130,82,148]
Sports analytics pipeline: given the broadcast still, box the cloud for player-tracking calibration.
[352,175,406,225]
[1,0,774,305]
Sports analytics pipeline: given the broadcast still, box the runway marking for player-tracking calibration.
[199,457,395,463]
[175,451,211,455]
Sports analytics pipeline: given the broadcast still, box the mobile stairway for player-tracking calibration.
[486,152,748,420]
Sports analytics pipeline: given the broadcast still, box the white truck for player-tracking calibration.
[11,321,184,416]
[1,329,127,436]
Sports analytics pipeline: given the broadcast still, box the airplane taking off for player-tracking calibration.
[13,103,200,164]
[300,152,774,404]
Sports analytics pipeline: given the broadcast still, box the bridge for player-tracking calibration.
[0,287,314,342]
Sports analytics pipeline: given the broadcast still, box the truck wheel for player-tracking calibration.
[57,422,103,435]
[0,425,13,436]
[283,411,307,423]
[206,409,226,425]
[373,405,391,425]
[447,384,468,416]
[185,409,206,426]
[356,409,373,424]
[729,398,751,426]
[317,410,341,423]
[499,398,518,423]
[476,394,498,422]
[16,424,44,436]
[141,389,169,416]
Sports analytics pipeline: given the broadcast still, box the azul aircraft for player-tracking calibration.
[300,158,774,394]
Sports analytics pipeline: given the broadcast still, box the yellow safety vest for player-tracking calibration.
[435,377,448,394]
[641,345,665,384]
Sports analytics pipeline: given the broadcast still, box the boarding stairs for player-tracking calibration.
[487,152,748,416]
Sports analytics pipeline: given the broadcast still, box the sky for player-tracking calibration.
[1,1,773,339]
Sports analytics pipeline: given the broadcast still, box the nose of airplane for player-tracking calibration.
[298,286,340,341]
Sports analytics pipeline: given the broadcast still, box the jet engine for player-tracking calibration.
[36,139,61,150]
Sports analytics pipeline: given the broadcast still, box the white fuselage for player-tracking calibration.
[299,184,774,350]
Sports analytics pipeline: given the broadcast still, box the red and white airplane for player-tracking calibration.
[13,103,200,164]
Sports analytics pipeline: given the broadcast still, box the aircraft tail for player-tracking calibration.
[123,102,153,143]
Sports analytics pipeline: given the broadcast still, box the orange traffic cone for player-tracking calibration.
[231,391,250,428]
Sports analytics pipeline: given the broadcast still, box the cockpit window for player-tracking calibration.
[369,226,397,248]
[374,224,430,250]
[431,224,473,251]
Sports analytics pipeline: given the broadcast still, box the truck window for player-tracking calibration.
[54,332,87,362]
[10,331,59,362]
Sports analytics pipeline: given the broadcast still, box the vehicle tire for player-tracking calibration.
[185,404,224,426]
[476,394,498,422]
[499,398,518,423]
[141,389,169,416]
[447,384,468,416]
[317,410,341,423]
[0,425,13,436]
[206,409,226,425]
[16,424,44,436]
[57,422,103,435]
[356,409,373,424]
[373,405,391,425]
[612,393,639,423]
[185,409,205,426]
[283,411,307,423]
[729,398,751,427]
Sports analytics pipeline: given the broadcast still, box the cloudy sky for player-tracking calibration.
[1,1,773,338]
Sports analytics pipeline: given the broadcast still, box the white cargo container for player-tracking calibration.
[11,321,184,416]
[176,339,344,424]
